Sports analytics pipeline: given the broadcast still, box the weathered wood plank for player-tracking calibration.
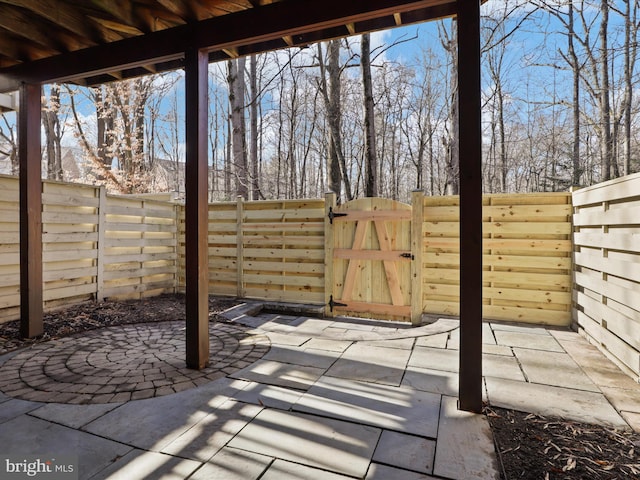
[572,171,640,206]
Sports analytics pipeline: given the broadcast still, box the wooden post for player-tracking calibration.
[457,0,483,413]
[236,196,244,298]
[184,48,209,369]
[19,82,43,338]
[569,186,578,331]
[324,192,337,317]
[411,190,424,326]
[96,185,106,302]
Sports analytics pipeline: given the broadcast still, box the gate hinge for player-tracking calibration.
[328,207,348,224]
[328,295,347,312]
[399,252,414,260]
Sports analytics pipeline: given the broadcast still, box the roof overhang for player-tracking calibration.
[0,0,457,93]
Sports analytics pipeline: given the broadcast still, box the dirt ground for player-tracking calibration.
[487,406,640,479]
[0,293,239,355]
[1,294,639,479]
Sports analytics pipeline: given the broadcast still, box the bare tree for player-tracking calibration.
[361,33,378,197]
[249,54,261,200]
[228,57,248,199]
[439,19,459,195]
[0,113,17,175]
[42,84,64,181]
[611,0,639,175]
[67,85,126,192]
[598,0,614,179]
[317,40,353,202]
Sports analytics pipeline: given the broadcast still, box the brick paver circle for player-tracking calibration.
[0,321,270,404]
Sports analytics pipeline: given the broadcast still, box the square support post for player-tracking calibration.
[184,48,210,369]
[457,0,483,412]
[19,83,43,338]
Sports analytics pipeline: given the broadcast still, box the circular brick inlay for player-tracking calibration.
[0,321,269,404]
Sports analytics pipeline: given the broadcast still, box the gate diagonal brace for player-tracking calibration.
[327,207,348,224]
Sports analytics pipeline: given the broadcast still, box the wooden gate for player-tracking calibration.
[325,196,417,323]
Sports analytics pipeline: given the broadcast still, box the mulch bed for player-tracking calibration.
[1,295,640,478]
[0,293,240,355]
[487,406,640,479]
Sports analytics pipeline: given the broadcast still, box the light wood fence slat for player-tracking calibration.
[422,192,573,325]
[1,173,575,334]
[572,172,640,380]
[0,175,177,322]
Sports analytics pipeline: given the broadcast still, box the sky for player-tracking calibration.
[1,0,628,167]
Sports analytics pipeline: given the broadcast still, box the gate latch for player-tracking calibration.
[399,252,414,260]
[328,295,347,312]
[328,207,348,224]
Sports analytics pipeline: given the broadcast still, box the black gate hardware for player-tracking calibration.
[328,207,348,224]
[399,252,415,260]
[328,295,347,312]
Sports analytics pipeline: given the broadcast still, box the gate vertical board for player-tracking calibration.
[329,197,412,322]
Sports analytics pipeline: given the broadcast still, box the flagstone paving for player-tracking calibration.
[0,302,638,479]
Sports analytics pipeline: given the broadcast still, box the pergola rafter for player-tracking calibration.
[0,0,483,412]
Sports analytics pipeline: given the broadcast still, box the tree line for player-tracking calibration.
[0,0,638,203]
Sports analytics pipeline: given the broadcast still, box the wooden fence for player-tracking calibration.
[573,173,640,380]
[177,198,326,304]
[0,175,177,322]
[420,192,573,325]
[1,175,574,327]
[176,192,573,325]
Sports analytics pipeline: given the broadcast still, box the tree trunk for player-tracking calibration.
[318,40,352,202]
[228,58,248,199]
[95,86,114,171]
[361,33,378,197]
[568,1,581,186]
[440,19,459,195]
[599,0,613,180]
[43,84,63,181]
[249,55,260,200]
[446,88,460,195]
[288,61,298,199]
[622,0,637,176]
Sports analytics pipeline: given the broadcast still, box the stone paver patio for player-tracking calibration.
[0,321,269,403]
[0,302,639,479]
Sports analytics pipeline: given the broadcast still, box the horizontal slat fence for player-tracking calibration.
[177,198,326,305]
[421,192,573,325]
[42,181,100,309]
[573,173,640,380]
[0,175,177,323]
[102,194,177,300]
[0,176,22,320]
[1,173,576,329]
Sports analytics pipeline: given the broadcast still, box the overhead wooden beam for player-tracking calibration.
[282,35,294,47]
[155,0,199,22]
[2,0,102,44]
[0,0,453,92]
[184,48,210,370]
[19,82,43,338]
[457,0,483,413]
[0,91,18,111]
[222,47,239,58]
[0,4,65,51]
[89,17,144,36]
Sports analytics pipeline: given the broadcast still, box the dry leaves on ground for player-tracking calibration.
[487,406,640,479]
[0,294,239,355]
